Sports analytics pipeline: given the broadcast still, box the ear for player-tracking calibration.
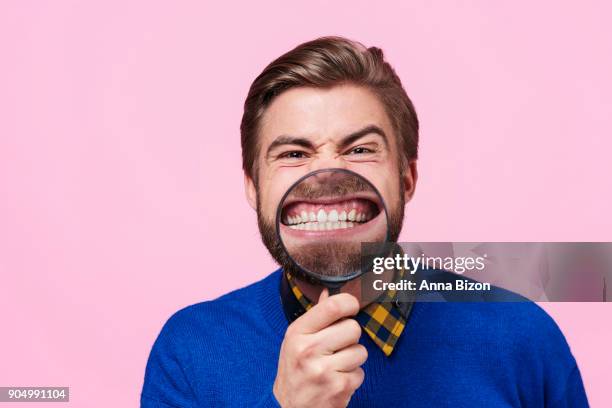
[244,173,258,211]
[403,160,418,203]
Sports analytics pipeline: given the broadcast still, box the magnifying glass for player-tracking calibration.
[275,168,390,295]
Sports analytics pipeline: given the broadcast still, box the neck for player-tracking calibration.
[293,267,396,307]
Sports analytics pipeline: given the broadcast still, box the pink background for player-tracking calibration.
[1,1,611,406]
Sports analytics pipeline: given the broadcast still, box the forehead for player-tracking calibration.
[259,84,394,144]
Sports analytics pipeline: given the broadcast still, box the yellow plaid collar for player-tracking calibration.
[284,270,411,356]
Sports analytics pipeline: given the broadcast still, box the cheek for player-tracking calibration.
[256,187,279,221]
[259,165,312,207]
[352,163,401,198]
[368,173,403,214]
[257,175,297,221]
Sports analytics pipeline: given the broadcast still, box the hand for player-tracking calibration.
[273,289,367,408]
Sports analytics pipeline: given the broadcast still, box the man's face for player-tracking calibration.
[245,84,416,280]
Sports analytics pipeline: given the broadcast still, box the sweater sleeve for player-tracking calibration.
[141,313,197,408]
[548,364,589,408]
[533,306,590,408]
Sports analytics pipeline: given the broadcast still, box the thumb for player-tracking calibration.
[318,287,329,303]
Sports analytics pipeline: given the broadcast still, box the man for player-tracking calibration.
[141,36,588,407]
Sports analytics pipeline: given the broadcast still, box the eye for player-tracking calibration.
[279,151,308,159]
[347,146,373,155]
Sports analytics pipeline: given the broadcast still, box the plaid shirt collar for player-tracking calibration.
[279,269,414,356]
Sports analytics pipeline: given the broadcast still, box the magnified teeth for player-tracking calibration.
[286,209,375,226]
[287,220,363,230]
[328,210,339,222]
[317,209,327,223]
[287,209,376,226]
[348,209,356,221]
[284,196,380,228]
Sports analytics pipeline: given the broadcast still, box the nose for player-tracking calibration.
[308,155,353,186]
[308,153,347,173]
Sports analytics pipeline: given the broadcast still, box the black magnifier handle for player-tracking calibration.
[328,284,342,296]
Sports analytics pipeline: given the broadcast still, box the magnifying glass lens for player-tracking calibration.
[276,169,389,287]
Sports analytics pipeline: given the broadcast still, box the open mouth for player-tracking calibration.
[281,195,382,232]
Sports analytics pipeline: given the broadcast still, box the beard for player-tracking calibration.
[256,172,406,285]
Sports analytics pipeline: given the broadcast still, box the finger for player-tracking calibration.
[292,293,360,334]
[341,367,365,393]
[294,293,359,334]
[311,318,362,353]
[331,368,365,403]
[328,344,368,372]
[347,367,365,392]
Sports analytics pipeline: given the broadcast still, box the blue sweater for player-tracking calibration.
[141,269,588,407]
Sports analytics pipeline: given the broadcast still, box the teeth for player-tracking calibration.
[348,209,356,221]
[287,221,361,230]
[328,210,339,222]
[287,207,373,228]
[317,209,327,223]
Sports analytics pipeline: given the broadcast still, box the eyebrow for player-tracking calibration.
[338,124,388,150]
[265,124,388,157]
